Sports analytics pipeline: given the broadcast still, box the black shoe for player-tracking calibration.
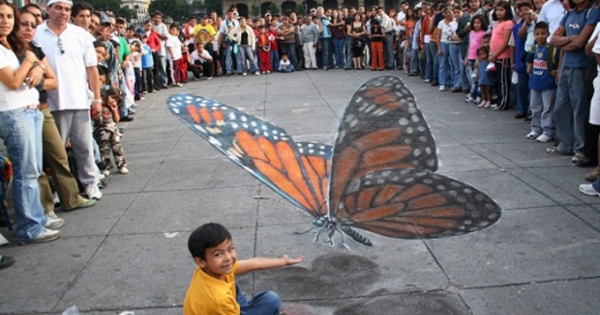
[408,73,417,77]
[120,116,134,122]
[514,113,527,119]
[0,255,15,270]
[431,81,439,86]
[525,116,532,122]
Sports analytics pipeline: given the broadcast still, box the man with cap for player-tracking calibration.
[35,0,103,200]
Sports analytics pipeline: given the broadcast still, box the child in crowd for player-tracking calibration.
[140,35,154,93]
[93,88,129,176]
[130,41,143,100]
[526,21,558,143]
[476,46,493,108]
[278,53,294,72]
[257,25,272,74]
[465,15,488,104]
[97,65,111,92]
[183,223,302,315]
[268,23,281,71]
[401,32,411,73]
[167,24,184,87]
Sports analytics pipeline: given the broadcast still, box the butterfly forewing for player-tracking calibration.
[167,94,329,218]
[329,76,438,216]
[336,169,501,239]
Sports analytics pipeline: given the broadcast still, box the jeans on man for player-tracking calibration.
[555,67,590,155]
[0,107,46,241]
[449,43,462,89]
[516,72,530,115]
[410,48,420,74]
[344,37,353,69]
[223,41,242,74]
[333,38,345,68]
[270,49,280,70]
[426,42,439,82]
[320,37,332,68]
[158,55,167,87]
[438,43,452,87]
[384,32,394,68]
[236,284,280,315]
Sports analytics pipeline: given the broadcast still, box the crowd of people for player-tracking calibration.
[2,0,600,270]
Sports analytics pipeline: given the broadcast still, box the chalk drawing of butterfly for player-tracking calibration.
[167,76,501,247]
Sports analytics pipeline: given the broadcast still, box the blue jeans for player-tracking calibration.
[270,49,280,70]
[223,42,242,74]
[426,42,439,82]
[238,45,258,73]
[0,107,46,241]
[158,55,167,87]
[236,284,280,315]
[467,60,480,98]
[320,37,332,68]
[449,44,461,89]
[438,43,452,86]
[555,67,589,155]
[384,33,394,68]
[516,72,530,114]
[410,48,420,74]
[345,37,353,69]
[333,38,345,67]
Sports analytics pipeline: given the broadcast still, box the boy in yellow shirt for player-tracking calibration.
[183,223,303,315]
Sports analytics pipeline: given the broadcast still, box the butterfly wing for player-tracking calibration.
[167,94,329,218]
[329,76,438,215]
[336,169,501,239]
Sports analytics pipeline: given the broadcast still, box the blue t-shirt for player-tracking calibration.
[512,20,528,73]
[559,5,600,68]
[141,44,153,69]
[321,17,331,38]
[527,44,558,91]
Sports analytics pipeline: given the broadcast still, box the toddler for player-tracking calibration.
[278,54,294,72]
[93,88,129,176]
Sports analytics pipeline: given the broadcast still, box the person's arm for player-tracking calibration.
[86,66,101,117]
[111,106,120,123]
[560,24,597,51]
[586,33,597,57]
[0,50,38,90]
[518,18,531,39]
[236,255,303,275]
[41,57,57,91]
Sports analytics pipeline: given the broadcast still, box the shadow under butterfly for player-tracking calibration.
[167,76,501,248]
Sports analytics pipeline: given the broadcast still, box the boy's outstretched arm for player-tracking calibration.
[236,255,304,275]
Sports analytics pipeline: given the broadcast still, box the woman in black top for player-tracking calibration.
[348,13,366,70]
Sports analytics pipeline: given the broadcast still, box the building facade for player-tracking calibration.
[122,0,150,24]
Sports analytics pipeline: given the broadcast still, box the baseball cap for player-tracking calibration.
[47,0,72,6]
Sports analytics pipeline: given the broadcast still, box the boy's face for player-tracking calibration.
[534,28,548,45]
[482,37,490,47]
[195,239,237,279]
[95,46,107,62]
[98,74,106,84]
[169,27,177,36]
[98,25,112,41]
[281,55,288,61]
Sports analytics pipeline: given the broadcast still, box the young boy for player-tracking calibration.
[526,21,558,143]
[184,223,302,315]
[257,25,272,73]
[140,35,154,93]
[167,23,184,87]
[278,54,294,72]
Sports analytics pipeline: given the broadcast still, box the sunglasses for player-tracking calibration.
[58,38,64,54]
[20,21,36,29]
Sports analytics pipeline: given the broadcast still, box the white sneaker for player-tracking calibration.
[119,167,129,174]
[45,216,65,230]
[424,79,430,83]
[465,95,473,103]
[255,71,260,76]
[243,72,247,77]
[31,228,60,244]
[86,184,102,200]
[98,173,105,181]
[52,192,60,206]
[526,131,540,140]
[536,134,552,143]
[46,211,58,220]
[579,184,600,197]
[103,170,110,177]
[439,85,446,92]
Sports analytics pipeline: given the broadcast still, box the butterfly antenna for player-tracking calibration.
[295,225,317,235]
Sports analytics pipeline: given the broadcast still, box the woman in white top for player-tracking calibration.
[0,0,61,244]
[436,6,458,91]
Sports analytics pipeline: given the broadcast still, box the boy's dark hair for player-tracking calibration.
[152,11,163,18]
[71,2,93,18]
[482,33,491,41]
[517,1,533,10]
[534,21,549,32]
[470,14,489,31]
[91,10,102,21]
[97,65,108,77]
[491,1,513,21]
[170,23,179,30]
[93,40,104,49]
[483,0,492,5]
[258,24,266,29]
[22,3,42,12]
[188,223,232,260]
[477,45,490,56]
[116,18,126,25]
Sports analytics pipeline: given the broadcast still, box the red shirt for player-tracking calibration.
[145,30,161,52]
[267,30,279,51]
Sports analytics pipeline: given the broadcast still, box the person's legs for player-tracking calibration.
[237,284,280,315]
[270,49,279,70]
[425,43,433,81]
[333,38,344,67]
[384,33,394,68]
[345,37,352,69]
[540,89,556,138]
[449,44,461,89]
[516,72,531,115]
[202,61,213,77]
[438,43,450,87]
[245,46,258,73]
[225,43,233,74]
[151,52,162,90]
[94,128,112,172]
[554,68,574,153]
[238,46,248,74]
[494,58,511,110]
[0,108,46,241]
[56,110,99,187]
[529,90,543,135]
[109,127,126,170]
[321,38,331,69]
[159,55,167,87]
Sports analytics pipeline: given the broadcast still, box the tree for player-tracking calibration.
[202,0,223,16]
[250,4,260,18]
[268,2,280,16]
[189,0,205,15]
[73,0,121,14]
[295,3,305,16]
[148,0,190,22]
[118,6,137,20]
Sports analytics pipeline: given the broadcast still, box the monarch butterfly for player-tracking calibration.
[167,76,501,247]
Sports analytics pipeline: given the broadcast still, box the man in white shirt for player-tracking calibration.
[152,11,169,88]
[219,9,240,75]
[34,0,102,200]
[377,7,395,69]
[190,42,213,79]
[539,0,566,42]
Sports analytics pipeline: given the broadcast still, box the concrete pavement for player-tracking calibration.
[1,70,600,315]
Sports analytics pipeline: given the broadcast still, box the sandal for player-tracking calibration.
[0,255,15,270]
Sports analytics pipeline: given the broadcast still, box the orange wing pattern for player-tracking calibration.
[329,76,439,217]
[167,94,330,218]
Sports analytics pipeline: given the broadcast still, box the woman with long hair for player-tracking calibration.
[349,12,366,69]
[330,9,346,68]
[0,0,62,243]
[489,1,514,110]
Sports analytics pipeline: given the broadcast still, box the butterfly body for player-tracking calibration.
[168,75,502,247]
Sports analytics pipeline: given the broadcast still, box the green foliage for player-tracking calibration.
[202,0,223,15]
[295,3,305,16]
[189,0,205,15]
[148,0,190,22]
[268,2,280,16]
[73,0,121,13]
[118,7,138,20]
[250,4,260,18]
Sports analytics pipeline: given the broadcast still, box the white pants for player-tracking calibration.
[589,75,600,125]
[303,42,317,69]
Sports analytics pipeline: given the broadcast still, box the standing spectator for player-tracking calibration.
[538,0,565,41]
[448,6,463,92]
[229,17,259,76]
[166,24,184,86]
[437,6,457,92]
[489,1,514,110]
[152,11,169,89]
[369,19,385,71]
[71,1,92,30]
[377,7,395,69]
[456,0,482,95]
[267,23,281,71]
[140,34,154,91]
[512,2,535,119]
[257,25,271,73]
[0,0,63,243]
[194,15,216,56]
[317,7,332,70]
[143,20,161,90]
[301,16,320,70]
[344,7,357,69]
[278,17,299,71]
[349,12,366,69]
[548,0,599,165]
[465,15,488,103]
[423,3,438,84]
[219,9,240,76]
[331,10,346,69]
[35,0,103,200]
[410,7,423,76]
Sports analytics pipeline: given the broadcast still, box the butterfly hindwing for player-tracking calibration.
[335,168,501,239]
[167,94,328,218]
[329,76,438,215]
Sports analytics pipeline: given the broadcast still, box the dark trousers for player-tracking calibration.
[133,67,142,99]
[152,52,163,90]
[190,61,213,78]
[142,67,154,92]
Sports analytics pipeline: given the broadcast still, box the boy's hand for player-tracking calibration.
[282,254,303,266]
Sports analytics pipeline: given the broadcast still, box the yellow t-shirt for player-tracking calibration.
[193,24,216,45]
[183,262,239,315]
